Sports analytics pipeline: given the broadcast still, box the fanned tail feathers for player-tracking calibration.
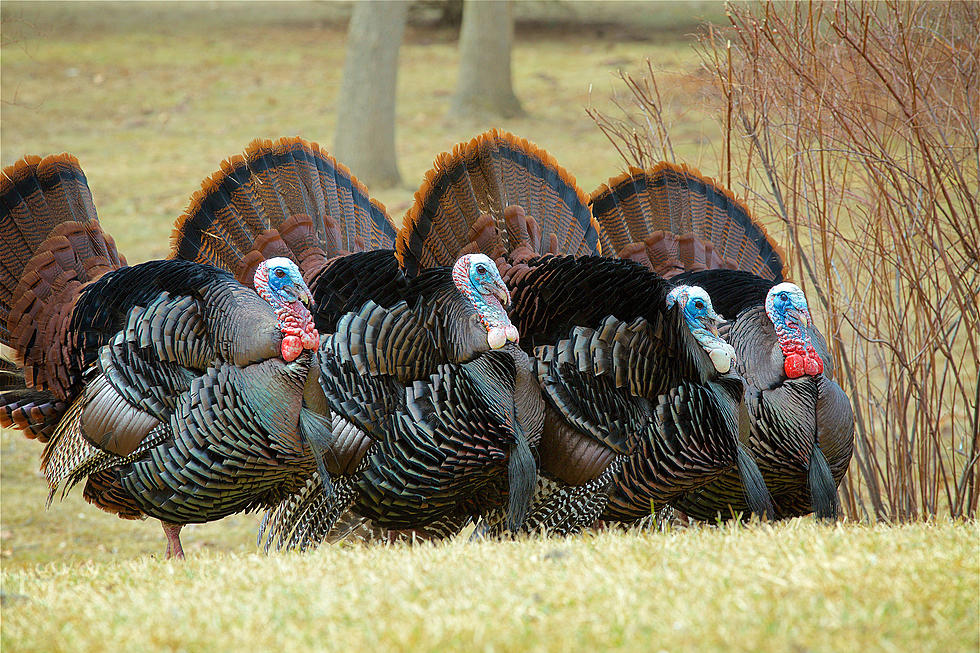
[0,153,124,400]
[171,137,397,284]
[590,164,784,281]
[397,129,602,276]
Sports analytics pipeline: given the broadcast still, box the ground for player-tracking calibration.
[0,3,977,652]
[2,522,977,652]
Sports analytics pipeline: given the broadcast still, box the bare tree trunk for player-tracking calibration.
[334,1,408,189]
[449,0,524,119]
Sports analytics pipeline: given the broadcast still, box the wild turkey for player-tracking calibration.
[168,136,543,548]
[590,163,854,520]
[0,153,328,558]
[395,129,774,534]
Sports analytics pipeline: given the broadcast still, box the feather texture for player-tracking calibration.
[1,153,327,557]
[171,136,397,285]
[397,129,602,276]
[590,164,784,281]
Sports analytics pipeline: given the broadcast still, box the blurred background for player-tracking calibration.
[1,0,727,262]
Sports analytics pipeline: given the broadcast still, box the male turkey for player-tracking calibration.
[168,136,543,548]
[590,163,854,520]
[0,154,328,558]
[395,130,774,534]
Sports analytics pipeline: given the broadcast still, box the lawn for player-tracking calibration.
[1,3,977,651]
[2,522,977,652]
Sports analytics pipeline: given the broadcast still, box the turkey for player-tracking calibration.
[0,153,330,558]
[168,136,543,548]
[394,129,774,534]
[590,162,854,520]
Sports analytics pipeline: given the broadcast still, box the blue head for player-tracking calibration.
[253,257,318,362]
[667,285,736,373]
[764,282,823,378]
[254,257,313,308]
[451,253,518,349]
[764,282,813,336]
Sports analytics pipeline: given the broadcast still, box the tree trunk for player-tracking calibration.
[334,1,409,189]
[449,0,524,119]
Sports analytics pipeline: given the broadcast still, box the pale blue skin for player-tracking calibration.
[263,257,312,306]
[667,285,735,373]
[459,254,512,331]
[765,282,812,339]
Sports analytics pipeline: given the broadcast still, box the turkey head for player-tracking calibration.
[451,253,519,351]
[764,282,824,379]
[253,257,319,362]
[667,285,737,374]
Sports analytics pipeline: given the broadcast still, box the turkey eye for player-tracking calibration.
[779,292,788,301]
[694,300,704,310]
[275,269,286,278]
[476,265,487,275]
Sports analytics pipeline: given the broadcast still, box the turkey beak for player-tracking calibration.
[785,307,807,331]
[701,311,722,337]
[300,289,313,308]
[491,281,511,308]
[287,283,313,308]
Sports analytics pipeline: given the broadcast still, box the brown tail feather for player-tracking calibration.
[0,389,65,442]
[396,129,602,277]
[590,164,785,281]
[1,154,125,399]
[170,136,397,284]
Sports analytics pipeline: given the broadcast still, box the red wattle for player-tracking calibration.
[804,355,822,376]
[784,354,805,379]
[281,335,303,362]
[300,326,319,349]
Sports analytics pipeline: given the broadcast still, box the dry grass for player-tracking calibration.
[2,521,977,653]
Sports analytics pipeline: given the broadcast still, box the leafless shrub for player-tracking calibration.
[591,0,979,521]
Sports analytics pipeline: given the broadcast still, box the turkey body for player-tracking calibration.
[395,131,774,535]
[313,261,543,536]
[668,270,854,520]
[500,254,771,528]
[1,154,325,557]
[590,165,855,521]
[61,261,317,525]
[168,136,544,548]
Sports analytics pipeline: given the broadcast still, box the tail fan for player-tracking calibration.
[397,129,602,277]
[735,443,776,520]
[590,164,784,281]
[171,137,397,285]
[808,445,840,520]
[0,154,125,399]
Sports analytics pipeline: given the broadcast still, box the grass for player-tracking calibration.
[1,4,976,651]
[2,522,977,652]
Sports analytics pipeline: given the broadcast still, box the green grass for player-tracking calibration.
[2,522,977,652]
